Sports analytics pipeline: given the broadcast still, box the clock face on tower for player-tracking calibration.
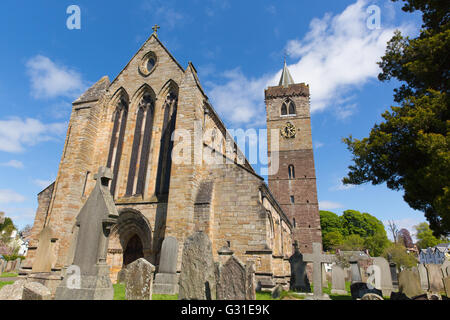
[281,122,297,139]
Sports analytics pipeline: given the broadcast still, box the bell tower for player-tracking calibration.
[265,61,322,254]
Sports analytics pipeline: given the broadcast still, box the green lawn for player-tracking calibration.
[0,281,14,290]
[0,272,18,278]
[113,283,178,300]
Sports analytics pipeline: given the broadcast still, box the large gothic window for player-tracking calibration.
[281,99,296,116]
[126,93,155,196]
[107,96,129,197]
[155,92,178,197]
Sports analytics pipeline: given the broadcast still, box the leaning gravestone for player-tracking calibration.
[22,282,52,300]
[425,264,444,293]
[178,232,216,300]
[372,257,393,296]
[289,241,310,292]
[153,236,179,294]
[441,260,450,278]
[216,255,255,300]
[125,258,155,300]
[32,226,55,273]
[349,260,362,283]
[398,269,424,298]
[389,262,398,286]
[303,242,335,300]
[417,264,429,291]
[55,167,119,300]
[331,265,347,295]
[443,277,450,297]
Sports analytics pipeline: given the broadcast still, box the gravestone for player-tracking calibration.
[417,264,429,291]
[289,241,310,292]
[117,268,128,284]
[32,226,56,273]
[372,257,393,296]
[5,260,13,273]
[425,264,444,293]
[178,232,216,300]
[245,261,256,300]
[0,260,5,273]
[443,277,450,297]
[331,265,347,295]
[55,167,119,300]
[153,236,179,294]
[398,269,424,298]
[22,282,52,300]
[441,260,450,278]
[349,260,362,283]
[303,242,335,299]
[125,258,155,300]
[14,258,22,272]
[271,284,283,299]
[216,255,255,300]
[389,262,398,286]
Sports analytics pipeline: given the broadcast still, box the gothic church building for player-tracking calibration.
[23,33,321,288]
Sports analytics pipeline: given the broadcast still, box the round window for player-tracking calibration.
[147,57,155,73]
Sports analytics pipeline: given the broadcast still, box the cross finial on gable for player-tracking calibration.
[94,166,113,186]
[152,24,160,37]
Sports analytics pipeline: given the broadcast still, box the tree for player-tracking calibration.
[323,231,344,251]
[414,222,441,249]
[398,228,414,248]
[387,220,399,243]
[343,0,450,237]
[383,242,417,270]
[338,234,365,251]
[0,217,16,243]
[319,211,343,235]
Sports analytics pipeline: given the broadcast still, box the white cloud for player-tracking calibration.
[26,55,86,99]
[208,0,408,126]
[0,160,24,169]
[0,117,66,153]
[319,200,344,210]
[0,190,26,204]
[33,179,53,189]
[141,0,185,29]
[330,178,357,191]
[314,141,325,150]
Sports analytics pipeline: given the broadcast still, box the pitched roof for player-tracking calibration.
[73,76,110,105]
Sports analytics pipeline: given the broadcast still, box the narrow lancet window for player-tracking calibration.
[126,93,155,196]
[107,96,129,197]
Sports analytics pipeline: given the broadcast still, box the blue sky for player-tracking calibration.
[0,0,426,236]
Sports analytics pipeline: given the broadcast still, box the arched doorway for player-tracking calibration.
[123,234,144,266]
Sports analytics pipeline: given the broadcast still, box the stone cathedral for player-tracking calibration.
[23,31,322,290]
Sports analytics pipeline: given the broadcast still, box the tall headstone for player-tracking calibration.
[349,260,362,283]
[289,241,310,292]
[425,264,444,293]
[398,269,424,298]
[303,242,335,299]
[14,258,22,272]
[443,276,450,297]
[31,226,55,273]
[389,262,398,286]
[331,265,347,295]
[417,264,429,291]
[178,232,216,300]
[216,255,255,300]
[153,236,179,294]
[125,258,155,300]
[372,257,393,296]
[441,260,450,278]
[55,167,119,300]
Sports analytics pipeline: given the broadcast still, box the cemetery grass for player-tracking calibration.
[113,283,178,300]
[0,272,18,278]
[0,281,14,290]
